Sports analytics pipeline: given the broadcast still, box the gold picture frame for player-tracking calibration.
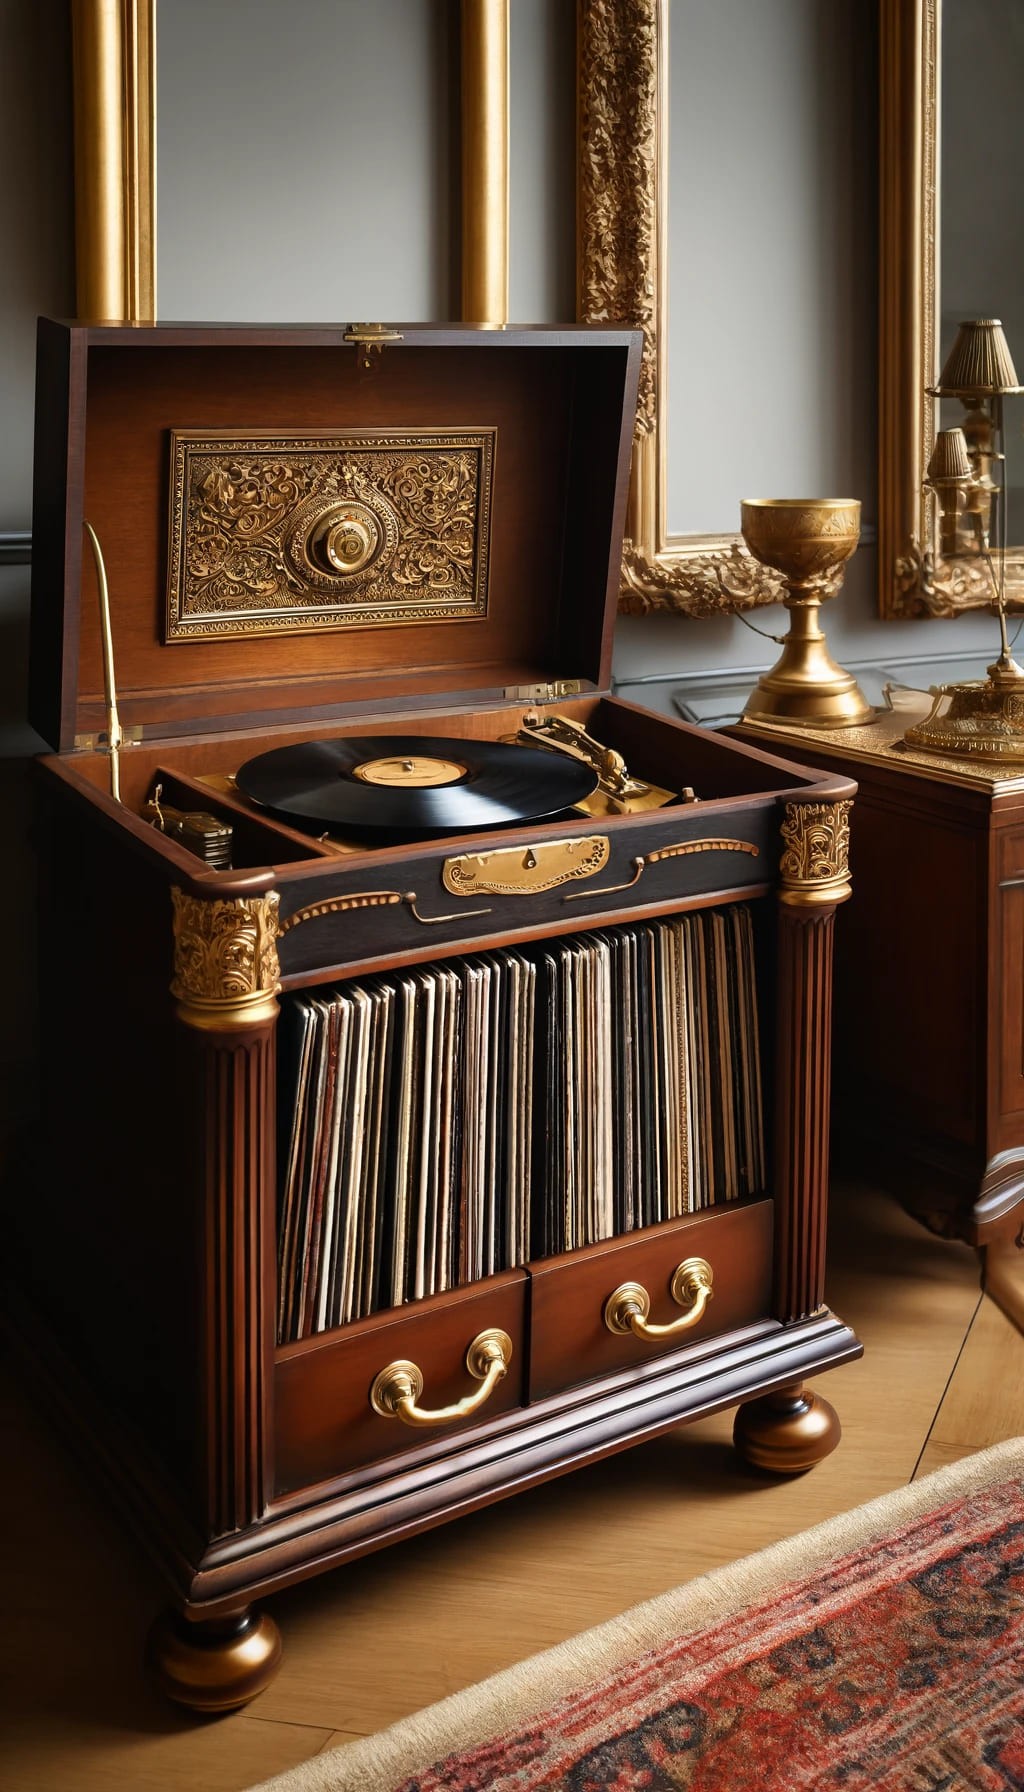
[878,0,1024,617]
[576,0,782,617]
[71,1,775,618]
[70,0,510,329]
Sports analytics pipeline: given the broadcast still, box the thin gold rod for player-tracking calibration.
[83,522,123,802]
[460,0,509,325]
[71,0,156,320]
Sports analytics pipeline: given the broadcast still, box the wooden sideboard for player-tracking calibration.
[733,704,1024,1248]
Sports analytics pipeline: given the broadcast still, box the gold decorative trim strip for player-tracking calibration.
[280,889,493,935]
[280,892,406,934]
[442,836,610,897]
[171,890,281,1018]
[564,837,761,902]
[647,839,760,864]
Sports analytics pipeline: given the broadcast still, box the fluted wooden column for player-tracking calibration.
[772,797,853,1323]
[170,888,281,1536]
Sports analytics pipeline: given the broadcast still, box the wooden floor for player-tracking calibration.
[3,1176,1024,1792]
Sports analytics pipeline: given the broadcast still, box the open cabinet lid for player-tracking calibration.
[29,321,642,754]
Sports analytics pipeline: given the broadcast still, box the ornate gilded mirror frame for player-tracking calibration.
[878,0,1024,617]
[576,0,782,617]
[71,0,509,328]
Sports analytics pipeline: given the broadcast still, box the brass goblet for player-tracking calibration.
[740,498,873,727]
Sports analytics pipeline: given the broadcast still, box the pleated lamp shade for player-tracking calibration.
[927,427,973,484]
[933,320,1022,396]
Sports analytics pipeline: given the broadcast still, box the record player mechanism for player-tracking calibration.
[151,717,685,863]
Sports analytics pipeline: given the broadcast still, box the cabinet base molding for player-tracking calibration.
[733,1382,842,1474]
[146,1607,282,1713]
[6,1283,861,1628]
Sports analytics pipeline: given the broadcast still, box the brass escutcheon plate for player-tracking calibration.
[442,835,610,897]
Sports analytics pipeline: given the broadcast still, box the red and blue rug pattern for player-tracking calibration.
[402,1474,1024,1791]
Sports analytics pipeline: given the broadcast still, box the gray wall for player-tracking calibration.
[1,0,73,1139]
[617,0,997,715]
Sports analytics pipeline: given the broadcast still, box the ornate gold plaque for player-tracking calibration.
[442,836,610,897]
[165,430,495,640]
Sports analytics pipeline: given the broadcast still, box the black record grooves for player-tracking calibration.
[235,734,600,842]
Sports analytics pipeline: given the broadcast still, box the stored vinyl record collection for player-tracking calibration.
[278,908,766,1341]
[18,320,861,1713]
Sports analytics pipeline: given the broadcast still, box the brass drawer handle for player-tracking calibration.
[369,1328,513,1428]
[603,1257,714,1339]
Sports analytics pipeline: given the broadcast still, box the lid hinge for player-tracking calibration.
[503,679,584,702]
[73,726,144,753]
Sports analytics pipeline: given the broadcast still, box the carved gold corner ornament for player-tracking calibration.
[778,801,852,908]
[894,543,1024,618]
[577,0,783,616]
[171,890,281,1026]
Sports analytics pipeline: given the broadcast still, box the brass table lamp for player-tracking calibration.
[905,320,1024,764]
[739,499,873,727]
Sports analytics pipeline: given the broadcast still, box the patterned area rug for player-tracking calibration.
[250,1438,1024,1792]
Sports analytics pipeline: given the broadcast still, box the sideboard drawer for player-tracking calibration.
[527,1200,774,1402]
[274,1271,528,1495]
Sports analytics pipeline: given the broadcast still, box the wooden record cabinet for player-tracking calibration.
[15,321,861,1712]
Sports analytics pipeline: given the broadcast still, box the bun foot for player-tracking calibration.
[146,1607,282,1713]
[733,1382,841,1474]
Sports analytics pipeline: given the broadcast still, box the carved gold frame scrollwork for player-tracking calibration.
[879,0,1024,617]
[71,0,509,328]
[576,0,783,617]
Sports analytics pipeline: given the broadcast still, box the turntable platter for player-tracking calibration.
[235,734,600,842]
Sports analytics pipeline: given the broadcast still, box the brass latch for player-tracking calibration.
[343,323,404,368]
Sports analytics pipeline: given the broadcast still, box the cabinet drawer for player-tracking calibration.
[527,1199,773,1401]
[274,1271,527,1495]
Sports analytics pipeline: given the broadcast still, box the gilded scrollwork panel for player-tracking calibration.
[167,431,494,640]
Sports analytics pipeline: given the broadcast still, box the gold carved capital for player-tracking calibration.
[778,801,852,908]
[171,889,281,1026]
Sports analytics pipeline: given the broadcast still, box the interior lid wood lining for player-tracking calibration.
[30,323,642,752]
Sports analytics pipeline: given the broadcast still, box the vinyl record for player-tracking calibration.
[235,733,599,841]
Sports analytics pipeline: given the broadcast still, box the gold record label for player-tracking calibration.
[165,429,495,641]
[351,754,468,788]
